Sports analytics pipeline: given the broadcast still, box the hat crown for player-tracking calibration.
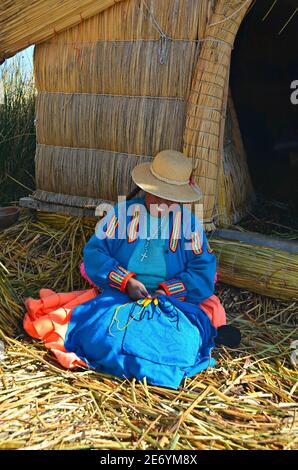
[151,150,192,184]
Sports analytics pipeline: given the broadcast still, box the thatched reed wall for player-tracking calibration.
[31,0,253,228]
[36,94,186,155]
[35,41,198,97]
[33,0,213,207]
[36,146,153,201]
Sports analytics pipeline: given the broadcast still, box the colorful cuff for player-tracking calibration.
[108,266,136,293]
[158,279,187,298]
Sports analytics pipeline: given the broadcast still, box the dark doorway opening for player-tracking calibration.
[230,0,298,231]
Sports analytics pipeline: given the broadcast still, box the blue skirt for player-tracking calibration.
[64,288,217,389]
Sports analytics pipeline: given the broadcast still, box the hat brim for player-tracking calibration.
[132,163,202,203]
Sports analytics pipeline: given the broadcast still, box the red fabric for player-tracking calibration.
[23,288,98,369]
[121,271,136,293]
[199,294,226,328]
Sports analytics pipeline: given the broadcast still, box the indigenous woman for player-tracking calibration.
[24,150,240,389]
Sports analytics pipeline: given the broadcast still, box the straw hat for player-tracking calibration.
[132,150,202,203]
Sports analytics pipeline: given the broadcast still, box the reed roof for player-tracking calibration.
[0,0,121,64]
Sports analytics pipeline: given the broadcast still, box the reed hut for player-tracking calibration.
[1,0,297,301]
[0,0,255,228]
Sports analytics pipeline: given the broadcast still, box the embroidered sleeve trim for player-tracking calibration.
[206,239,214,253]
[128,205,141,243]
[169,211,181,252]
[158,279,187,297]
[191,231,203,255]
[106,215,118,239]
[108,266,136,292]
[121,271,136,293]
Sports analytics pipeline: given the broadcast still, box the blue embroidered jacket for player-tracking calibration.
[83,197,216,305]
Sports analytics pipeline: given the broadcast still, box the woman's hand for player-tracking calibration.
[126,277,150,301]
[150,288,166,299]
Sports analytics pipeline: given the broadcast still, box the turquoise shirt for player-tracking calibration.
[127,211,167,291]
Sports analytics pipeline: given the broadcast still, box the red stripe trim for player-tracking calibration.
[167,285,185,294]
[158,280,186,296]
[169,212,181,253]
[109,283,121,291]
[120,272,136,293]
[191,232,203,255]
[108,271,123,285]
[109,267,136,292]
[158,282,171,296]
[206,240,214,253]
[106,215,118,238]
[128,206,140,243]
[118,266,130,276]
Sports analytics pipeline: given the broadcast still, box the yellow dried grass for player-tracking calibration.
[0,210,297,449]
[0,302,297,449]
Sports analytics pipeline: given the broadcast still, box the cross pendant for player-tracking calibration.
[140,238,150,262]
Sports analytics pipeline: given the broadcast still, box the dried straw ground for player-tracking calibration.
[0,210,297,450]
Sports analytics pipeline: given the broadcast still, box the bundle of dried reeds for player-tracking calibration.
[45,0,214,43]
[210,233,298,301]
[31,189,111,215]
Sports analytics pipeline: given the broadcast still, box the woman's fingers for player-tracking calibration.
[130,287,147,301]
[137,289,147,299]
[142,289,151,298]
[126,279,152,301]
[139,284,150,297]
[151,289,166,299]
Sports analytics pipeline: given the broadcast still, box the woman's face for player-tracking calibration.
[145,192,175,217]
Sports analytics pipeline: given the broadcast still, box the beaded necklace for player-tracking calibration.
[139,213,167,262]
